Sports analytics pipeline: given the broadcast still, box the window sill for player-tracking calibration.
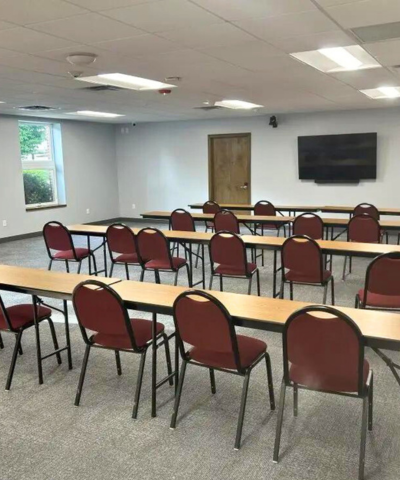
[26,204,67,212]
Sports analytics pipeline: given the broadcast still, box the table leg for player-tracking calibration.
[273,251,277,298]
[87,235,92,274]
[64,300,73,370]
[189,243,193,287]
[151,312,157,418]
[103,239,108,277]
[33,296,43,385]
[201,244,205,289]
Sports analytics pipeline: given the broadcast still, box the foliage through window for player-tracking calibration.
[19,122,59,207]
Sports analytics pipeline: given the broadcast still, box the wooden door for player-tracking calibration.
[208,133,251,205]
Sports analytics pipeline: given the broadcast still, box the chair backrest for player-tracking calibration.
[292,213,324,240]
[283,305,365,395]
[73,280,139,350]
[106,223,136,260]
[209,231,249,275]
[173,290,244,372]
[170,209,195,232]
[353,203,380,220]
[43,221,75,257]
[136,227,173,266]
[202,201,221,214]
[348,214,381,243]
[363,252,400,299]
[214,210,240,234]
[281,235,324,283]
[254,200,276,216]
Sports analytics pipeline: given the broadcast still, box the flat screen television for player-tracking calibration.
[298,132,377,182]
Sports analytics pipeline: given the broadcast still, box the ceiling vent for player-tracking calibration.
[194,105,224,111]
[18,105,57,111]
[351,21,400,43]
[83,85,123,92]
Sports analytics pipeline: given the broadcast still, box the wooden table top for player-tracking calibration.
[188,203,321,212]
[0,264,120,299]
[141,211,294,224]
[111,280,400,350]
[322,206,400,215]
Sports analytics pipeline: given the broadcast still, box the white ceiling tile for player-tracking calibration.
[100,0,222,33]
[332,65,400,89]
[158,23,255,49]
[235,11,339,41]
[30,13,145,44]
[0,0,86,25]
[0,27,77,53]
[0,52,74,76]
[268,30,356,53]
[94,34,182,56]
[326,0,400,29]
[0,20,17,30]
[364,39,400,66]
[65,0,158,10]
[190,0,316,22]
[315,0,360,5]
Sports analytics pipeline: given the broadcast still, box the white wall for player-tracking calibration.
[115,108,400,218]
[0,116,119,239]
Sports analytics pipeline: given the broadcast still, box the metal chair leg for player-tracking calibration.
[77,261,82,274]
[5,331,23,390]
[293,384,298,417]
[140,269,145,282]
[342,255,348,280]
[209,274,214,290]
[174,270,179,286]
[91,253,98,276]
[273,378,287,463]
[185,263,192,287]
[74,344,91,406]
[265,353,275,409]
[331,277,335,305]
[132,351,147,419]
[65,260,70,273]
[349,256,353,273]
[368,373,373,431]
[256,269,261,296]
[47,318,62,365]
[247,275,253,295]
[359,394,369,480]
[0,333,3,349]
[195,243,201,269]
[280,278,285,299]
[48,259,53,271]
[155,270,161,284]
[219,275,223,292]
[209,368,216,394]
[170,360,188,429]
[163,333,174,386]
[323,282,328,304]
[289,282,294,300]
[109,263,114,277]
[234,371,251,450]
[115,350,122,375]
[125,263,130,280]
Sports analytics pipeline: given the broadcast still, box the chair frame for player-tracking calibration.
[273,305,373,480]
[43,221,97,275]
[106,223,140,279]
[254,200,287,236]
[214,209,240,234]
[209,231,261,295]
[72,280,173,419]
[203,200,221,233]
[0,294,61,390]
[292,212,324,239]
[170,290,275,450]
[136,227,192,287]
[280,235,335,304]
[352,204,389,244]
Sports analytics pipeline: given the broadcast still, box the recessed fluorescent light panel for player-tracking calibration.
[76,73,177,91]
[214,100,263,110]
[68,110,125,118]
[360,86,400,99]
[290,45,381,73]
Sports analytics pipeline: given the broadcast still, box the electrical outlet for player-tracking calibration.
[2,220,7,227]
[86,208,90,214]
[132,203,136,210]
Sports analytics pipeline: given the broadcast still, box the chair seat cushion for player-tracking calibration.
[358,289,400,308]
[54,247,89,260]
[145,257,186,270]
[215,262,257,276]
[0,304,52,330]
[285,269,332,284]
[290,359,370,393]
[189,334,266,370]
[115,253,139,264]
[93,318,165,350]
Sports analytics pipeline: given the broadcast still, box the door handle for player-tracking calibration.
[239,183,248,190]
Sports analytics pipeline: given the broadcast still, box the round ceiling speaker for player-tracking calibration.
[66,53,97,66]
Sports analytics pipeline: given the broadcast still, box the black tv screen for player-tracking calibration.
[298,133,377,182]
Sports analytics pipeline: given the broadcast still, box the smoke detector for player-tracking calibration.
[66,53,97,66]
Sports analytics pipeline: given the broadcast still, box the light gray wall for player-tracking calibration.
[0,116,119,239]
[115,108,400,218]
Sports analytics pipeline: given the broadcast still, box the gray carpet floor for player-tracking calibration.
[1,222,400,480]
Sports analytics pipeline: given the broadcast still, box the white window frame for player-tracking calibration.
[20,121,59,208]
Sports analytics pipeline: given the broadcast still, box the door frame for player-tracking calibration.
[208,132,251,202]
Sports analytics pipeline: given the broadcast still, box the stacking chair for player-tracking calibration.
[203,200,221,233]
[106,223,140,279]
[0,294,61,390]
[136,227,191,286]
[209,231,260,295]
[273,305,373,480]
[170,209,203,269]
[343,214,381,280]
[292,213,324,239]
[43,221,97,274]
[254,200,287,237]
[214,209,240,234]
[73,280,173,418]
[170,290,275,449]
[353,203,388,243]
[280,235,334,304]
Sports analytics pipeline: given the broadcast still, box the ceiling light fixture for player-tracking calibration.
[66,53,97,66]
[214,100,263,110]
[318,47,362,70]
[360,86,400,99]
[67,110,125,118]
[76,73,177,91]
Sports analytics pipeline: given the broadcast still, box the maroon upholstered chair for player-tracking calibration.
[254,200,287,237]
[209,231,260,295]
[136,228,191,286]
[292,213,324,240]
[43,221,97,274]
[273,305,373,480]
[353,203,388,244]
[170,209,203,270]
[343,214,381,280]
[214,209,240,234]
[106,223,140,279]
[72,280,173,418]
[0,294,61,390]
[280,235,334,304]
[203,201,221,232]
[170,290,275,449]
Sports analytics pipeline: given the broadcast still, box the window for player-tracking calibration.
[19,121,65,209]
